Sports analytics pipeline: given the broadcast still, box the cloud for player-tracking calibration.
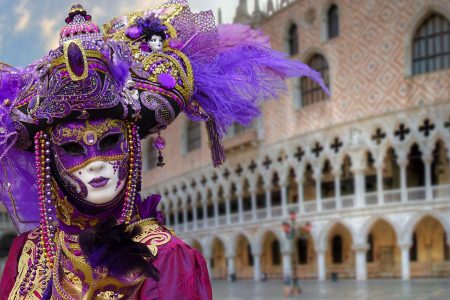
[0,15,6,55]
[40,17,59,50]
[116,0,166,16]
[14,0,31,33]
[91,5,107,20]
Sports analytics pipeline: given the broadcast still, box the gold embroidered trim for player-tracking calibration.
[52,119,127,144]
[130,218,172,257]
[63,39,89,81]
[51,49,108,70]
[8,231,52,300]
[66,154,126,173]
[54,192,100,230]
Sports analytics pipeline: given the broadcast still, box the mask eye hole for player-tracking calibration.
[60,142,85,156]
[99,133,122,151]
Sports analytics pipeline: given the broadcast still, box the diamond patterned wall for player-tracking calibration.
[141,0,450,189]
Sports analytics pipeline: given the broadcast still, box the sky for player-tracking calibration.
[0,0,265,67]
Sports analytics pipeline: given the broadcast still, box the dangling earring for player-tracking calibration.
[153,131,166,167]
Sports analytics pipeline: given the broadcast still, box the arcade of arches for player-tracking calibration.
[154,113,450,282]
[165,140,450,227]
[193,215,449,280]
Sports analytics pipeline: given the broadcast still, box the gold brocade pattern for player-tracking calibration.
[140,51,191,102]
[8,219,172,299]
[55,195,99,230]
[52,119,127,145]
[51,49,108,70]
[66,154,126,173]
[8,230,52,300]
[131,219,172,257]
[103,3,184,41]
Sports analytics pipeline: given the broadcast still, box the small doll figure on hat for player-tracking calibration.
[126,15,168,54]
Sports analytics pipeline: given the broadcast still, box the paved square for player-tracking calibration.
[212,279,450,300]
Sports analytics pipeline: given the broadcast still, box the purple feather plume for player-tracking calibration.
[181,23,330,137]
[109,54,130,87]
[217,24,270,52]
[105,41,133,88]
[79,218,160,280]
[190,43,330,137]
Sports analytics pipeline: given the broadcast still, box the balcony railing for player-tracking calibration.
[172,184,450,233]
[408,187,426,201]
[341,195,354,208]
[365,192,378,206]
[433,185,450,200]
[384,189,401,204]
[272,206,283,218]
[322,197,336,211]
[304,201,316,213]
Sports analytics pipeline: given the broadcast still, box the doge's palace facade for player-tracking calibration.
[140,0,450,281]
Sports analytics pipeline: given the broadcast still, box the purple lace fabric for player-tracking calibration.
[0,64,39,232]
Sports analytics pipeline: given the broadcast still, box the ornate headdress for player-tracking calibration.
[0,0,328,234]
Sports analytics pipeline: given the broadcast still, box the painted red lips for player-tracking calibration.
[88,177,109,188]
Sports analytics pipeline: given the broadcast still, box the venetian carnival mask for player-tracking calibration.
[50,119,129,205]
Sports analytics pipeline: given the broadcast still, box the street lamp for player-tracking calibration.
[281,210,301,298]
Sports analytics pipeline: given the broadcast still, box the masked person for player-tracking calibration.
[0,1,329,299]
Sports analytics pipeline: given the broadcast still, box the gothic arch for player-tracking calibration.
[254,227,286,253]
[320,0,342,42]
[402,211,450,245]
[404,5,450,76]
[317,219,355,250]
[360,216,401,245]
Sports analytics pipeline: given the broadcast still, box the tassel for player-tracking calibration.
[153,132,166,167]
[205,117,226,167]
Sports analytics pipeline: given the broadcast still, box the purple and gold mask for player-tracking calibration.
[50,119,129,204]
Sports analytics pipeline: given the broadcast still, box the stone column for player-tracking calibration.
[265,185,272,219]
[400,243,411,280]
[296,178,304,214]
[205,255,212,279]
[227,255,235,282]
[201,193,208,228]
[280,181,288,217]
[212,190,219,227]
[376,163,384,205]
[253,251,262,281]
[423,154,433,201]
[398,158,408,203]
[183,205,188,232]
[250,189,257,221]
[193,201,198,230]
[282,251,292,279]
[353,244,368,281]
[173,202,179,230]
[317,249,326,281]
[225,193,231,224]
[238,193,244,223]
[334,170,342,210]
[313,171,322,212]
[354,168,366,207]
[202,201,208,228]
[165,206,171,227]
